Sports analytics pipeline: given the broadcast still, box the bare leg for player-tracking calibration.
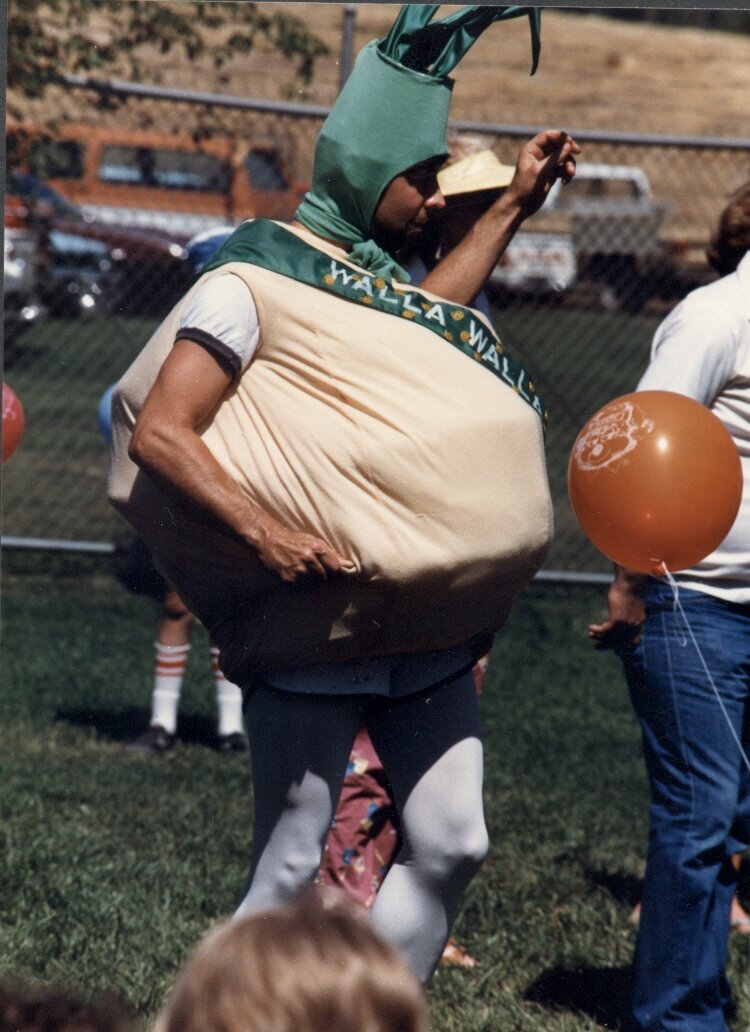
[730,853,750,932]
[158,588,193,646]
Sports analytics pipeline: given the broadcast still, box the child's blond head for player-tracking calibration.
[157,893,428,1032]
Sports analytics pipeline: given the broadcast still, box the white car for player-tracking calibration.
[4,226,37,298]
[4,226,44,346]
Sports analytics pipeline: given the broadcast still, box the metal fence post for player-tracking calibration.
[339,5,357,92]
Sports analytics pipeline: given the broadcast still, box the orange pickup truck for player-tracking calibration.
[6,121,307,240]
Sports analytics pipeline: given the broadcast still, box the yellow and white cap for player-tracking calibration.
[438,150,515,198]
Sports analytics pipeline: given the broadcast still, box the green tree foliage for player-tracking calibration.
[8,0,329,99]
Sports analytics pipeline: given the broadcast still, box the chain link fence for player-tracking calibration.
[4,80,750,575]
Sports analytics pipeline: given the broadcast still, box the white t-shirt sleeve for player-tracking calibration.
[637,303,738,406]
[176,273,260,374]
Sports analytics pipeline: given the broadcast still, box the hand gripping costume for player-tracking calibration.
[108,5,552,684]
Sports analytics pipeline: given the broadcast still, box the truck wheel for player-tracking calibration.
[597,283,623,312]
[596,255,645,313]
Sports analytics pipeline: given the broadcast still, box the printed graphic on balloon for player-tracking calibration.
[568,390,743,576]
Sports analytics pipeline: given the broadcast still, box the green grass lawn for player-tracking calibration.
[2,555,748,1030]
[3,315,158,542]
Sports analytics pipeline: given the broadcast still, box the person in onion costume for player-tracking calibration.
[109,5,579,981]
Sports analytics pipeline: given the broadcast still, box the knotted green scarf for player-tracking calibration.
[295,5,541,282]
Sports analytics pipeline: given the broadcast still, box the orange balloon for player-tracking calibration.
[2,383,25,463]
[568,390,742,576]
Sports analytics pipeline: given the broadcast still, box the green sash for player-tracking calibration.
[203,220,547,428]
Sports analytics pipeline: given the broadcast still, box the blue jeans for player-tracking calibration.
[622,580,750,1031]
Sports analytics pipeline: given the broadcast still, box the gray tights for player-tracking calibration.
[235,669,487,983]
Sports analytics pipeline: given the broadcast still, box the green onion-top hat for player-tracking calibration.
[295,5,541,281]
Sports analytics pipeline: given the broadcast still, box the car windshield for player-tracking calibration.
[6,173,82,219]
[49,230,109,255]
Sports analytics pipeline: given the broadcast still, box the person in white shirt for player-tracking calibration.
[590,182,750,1032]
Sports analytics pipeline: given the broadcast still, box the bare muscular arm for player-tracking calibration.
[129,340,354,582]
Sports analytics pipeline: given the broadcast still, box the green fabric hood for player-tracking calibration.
[295,5,541,281]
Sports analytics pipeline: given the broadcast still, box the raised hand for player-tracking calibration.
[505,129,582,219]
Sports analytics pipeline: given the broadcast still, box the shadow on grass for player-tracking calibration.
[588,859,750,928]
[524,964,636,1030]
[587,868,643,908]
[55,706,219,748]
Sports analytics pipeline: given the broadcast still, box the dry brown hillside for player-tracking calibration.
[288,5,750,140]
[8,5,750,139]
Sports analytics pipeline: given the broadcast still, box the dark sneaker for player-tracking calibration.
[218,732,249,754]
[126,724,175,754]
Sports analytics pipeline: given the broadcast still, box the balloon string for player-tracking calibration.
[662,566,750,777]
[658,564,688,647]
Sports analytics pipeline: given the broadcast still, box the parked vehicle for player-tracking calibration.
[7,121,306,240]
[4,173,193,317]
[527,163,674,311]
[42,230,115,318]
[490,230,577,298]
[4,223,44,348]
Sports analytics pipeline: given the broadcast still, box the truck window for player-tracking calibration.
[98,145,229,192]
[27,137,84,180]
[593,179,641,201]
[245,149,288,190]
[554,176,642,208]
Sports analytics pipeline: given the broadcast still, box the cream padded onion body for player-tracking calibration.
[109,226,552,682]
